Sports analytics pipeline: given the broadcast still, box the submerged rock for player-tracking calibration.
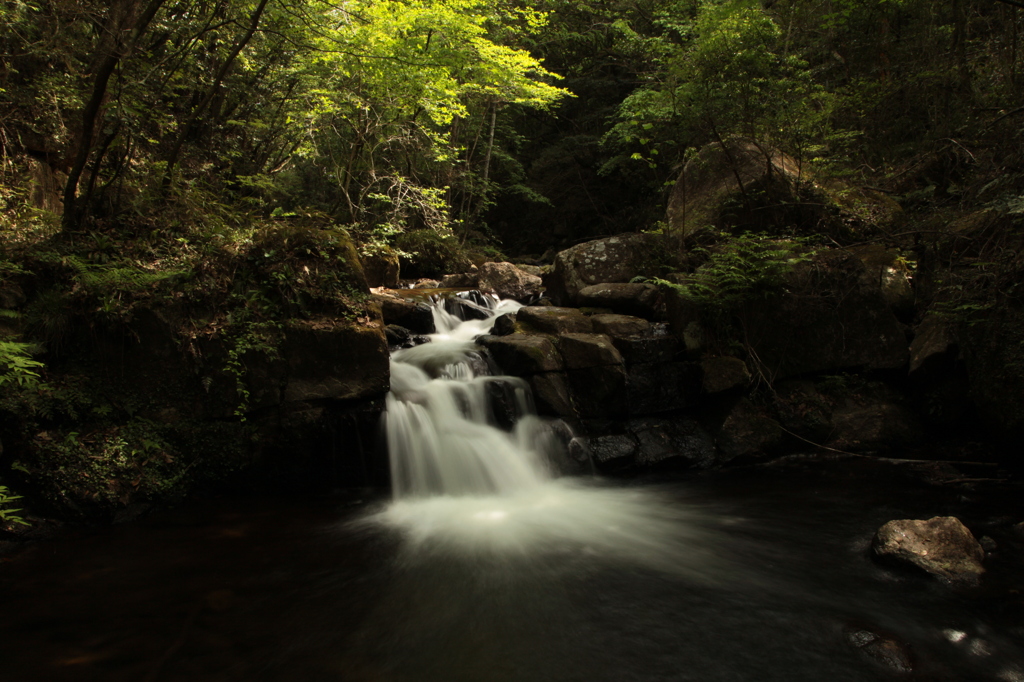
[845,627,914,674]
[872,516,986,585]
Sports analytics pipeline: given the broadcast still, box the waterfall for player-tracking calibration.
[368,291,728,581]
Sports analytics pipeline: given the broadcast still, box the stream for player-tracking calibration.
[2,295,1023,682]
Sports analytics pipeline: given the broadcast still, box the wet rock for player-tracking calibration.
[484,378,530,431]
[528,372,575,419]
[715,399,783,462]
[576,283,663,319]
[545,233,661,305]
[590,313,651,338]
[585,434,639,470]
[489,312,517,336]
[909,313,957,377]
[628,416,716,468]
[478,334,563,375]
[846,627,914,674]
[385,324,413,348]
[872,516,986,585]
[558,333,624,369]
[516,306,593,334]
[567,364,628,419]
[372,292,435,334]
[475,261,543,302]
[701,356,750,394]
[625,362,702,416]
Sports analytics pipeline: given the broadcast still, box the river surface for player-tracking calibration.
[3,295,1023,681]
[2,458,1023,682]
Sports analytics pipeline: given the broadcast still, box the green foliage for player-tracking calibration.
[395,229,473,279]
[0,340,43,388]
[0,484,29,526]
[659,232,814,309]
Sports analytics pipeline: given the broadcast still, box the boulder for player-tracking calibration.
[715,399,783,462]
[585,433,639,471]
[516,306,593,334]
[558,333,624,369]
[611,329,680,365]
[849,245,914,318]
[872,516,986,585]
[282,318,390,403]
[475,261,543,302]
[909,313,957,377]
[372,292,435,334]
[828,399,923,452]
[361,248,400,288]
[545,233,661,305]
[478,334,563,375]
[625,362,702,415]
[567,364,628,419]
[590,313,651,338]
[666,138,802,239]
[488,312,517,336]
[738,250,909,379]
[701,356,750,394]
[773,380,834,443]
[628,417,716,469]
[576,283,662,318]
[528,372,575,419]
[439,272,477,288]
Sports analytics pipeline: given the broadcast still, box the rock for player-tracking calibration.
[585,434,639,470]
[478,334,563,375]
[576,283,662,318]
[849,245,914,318]
[361,248,400,288]
[567,364,628,419]
[442,292,492,321]
[625,362,702,415]
[846,627,914,674]
[558,333,624,369]
[411,279,441,289]
[282,318,390,403]
[829,398,923,452]
[611,328,680,365]
[528,373,575,419]
[738,250,909,379]
[590,313,651,338]
[909,313,957,377]
[384,324,412,348]
[475,262,543,302]
[372,292,435,334]
[701,356,750,394]
[872,516,986,585]
[489,312,517,336]
[628,417,716,469]
[666,138,802,239]
[663,291,705,356]
[545,233,661,305]
[773,380,834,443]
[516,306,593,334]
[439,272,477,288]
[715,399,783,462]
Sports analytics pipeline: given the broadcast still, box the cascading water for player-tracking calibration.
[370,292,726,574]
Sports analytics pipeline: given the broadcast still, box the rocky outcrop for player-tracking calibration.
[737,250,909,379]
[872,516,986,585]
[544,233,661,305]
[475,261,543,301]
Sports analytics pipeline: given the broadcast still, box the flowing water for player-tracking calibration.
[2,295,1023,681]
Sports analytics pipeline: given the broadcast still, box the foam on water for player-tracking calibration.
[369,292,731,580]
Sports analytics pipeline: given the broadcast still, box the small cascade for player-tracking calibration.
[385,292,560,499]
[372,291,726,579]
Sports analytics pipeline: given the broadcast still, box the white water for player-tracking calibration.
[369,293,730,579]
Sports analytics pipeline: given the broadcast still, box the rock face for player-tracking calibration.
[544,233,660,305]
[738,250,908,379]
[475,261,543,301]
[872,516,986,584]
